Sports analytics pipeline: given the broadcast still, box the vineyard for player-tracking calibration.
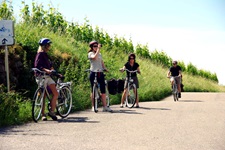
[0,1,224,127]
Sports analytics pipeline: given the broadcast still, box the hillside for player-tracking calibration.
[0,1,225,127]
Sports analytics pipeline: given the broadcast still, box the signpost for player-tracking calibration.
[0,20,14,92]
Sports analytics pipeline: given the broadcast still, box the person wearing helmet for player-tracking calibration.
[34,38,58,121]
[167,60,182,98]
[120,53,141,108]
[88,40,112,112]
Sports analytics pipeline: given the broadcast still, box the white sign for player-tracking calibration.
[0,20,14,45]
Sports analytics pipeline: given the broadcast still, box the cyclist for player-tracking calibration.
[88,40,112,112]
[34,38,58,121]
[167,60,182,98]
[120,53,141,108]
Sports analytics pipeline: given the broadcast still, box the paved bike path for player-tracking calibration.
[0,92,225,150]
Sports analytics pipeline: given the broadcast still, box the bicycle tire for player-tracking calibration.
[93,84,99,113]
[56,86,72,118]
[126,84,137,108]
[172,84,178,102]
[105,84,110,107]
[32,88,44,122]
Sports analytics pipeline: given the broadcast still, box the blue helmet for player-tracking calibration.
[39,38,52,46]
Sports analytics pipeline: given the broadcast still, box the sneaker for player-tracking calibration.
[120,104,124,108]
[92,106,95,111]
[178,93,181,98]
[135,105,140,108]
[42,114,47,121]
[103,106,113,112]
[48,111,58,121]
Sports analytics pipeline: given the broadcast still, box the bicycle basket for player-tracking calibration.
[107,78,118,95]
[117,78,125,93]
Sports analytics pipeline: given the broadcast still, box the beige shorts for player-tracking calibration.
[36,76,55,87]
[170,76,181,85]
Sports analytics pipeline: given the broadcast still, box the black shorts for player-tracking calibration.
[89,72,106,94]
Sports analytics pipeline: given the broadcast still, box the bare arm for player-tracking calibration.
[179,70,182,77]
[120,66,126,72]
[89,44,101,60]
[167,71,171,78]
[137,67,141,74]
[101,60,108,72]
[43,67,54,74]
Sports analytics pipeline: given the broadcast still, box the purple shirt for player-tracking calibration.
[34,52,52,71]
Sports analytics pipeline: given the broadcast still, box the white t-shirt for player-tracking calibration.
[88,52,104,72]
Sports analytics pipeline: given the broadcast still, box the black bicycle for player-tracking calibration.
[32,68,72,122]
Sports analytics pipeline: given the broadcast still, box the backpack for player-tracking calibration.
[107,78,118,95]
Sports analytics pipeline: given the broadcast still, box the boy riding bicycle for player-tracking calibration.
[167,60,182,98]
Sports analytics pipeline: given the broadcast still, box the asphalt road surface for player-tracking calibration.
[0,92,225,150]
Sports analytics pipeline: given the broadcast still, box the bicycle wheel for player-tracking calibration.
[126,84,137,108]
[57,86,72,118]
[176,92,179,101]
[93,84,99,113]
[105,84,110,107]
[172,84,178,102]
[32,88,44,122]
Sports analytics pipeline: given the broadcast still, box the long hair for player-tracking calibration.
[37,45,48,53]
[88,47,94,53]
[128,53,136,63]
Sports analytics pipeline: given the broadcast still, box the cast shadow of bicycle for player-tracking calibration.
[111,109,142,114]
[137,106,171,111]
[178,100,203,102]
[57,117,99,123]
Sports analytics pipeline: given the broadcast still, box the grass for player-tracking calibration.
[1,22,225,128]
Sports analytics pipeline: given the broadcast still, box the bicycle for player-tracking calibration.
[170,76,180,101]
[120,69,138,108]
[85,69,110,113]
[31,68,72,122]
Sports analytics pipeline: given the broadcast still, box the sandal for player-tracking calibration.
[48,111,58,121]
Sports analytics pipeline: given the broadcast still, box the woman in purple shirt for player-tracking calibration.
[34,38,58,121]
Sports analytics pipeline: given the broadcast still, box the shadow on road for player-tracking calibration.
[138,106,171,111]
[111,109,142,114]
[57,117,99,123]
[0,127,50,136]
[178,100,203,102]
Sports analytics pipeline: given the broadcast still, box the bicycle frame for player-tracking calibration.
[122,69,138,108]
[170,76,179,101]
[86,69,109,113]
[32,68,72,122]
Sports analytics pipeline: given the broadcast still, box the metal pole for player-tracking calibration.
[5,45,10,92]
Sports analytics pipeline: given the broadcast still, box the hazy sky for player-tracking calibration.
[13,0,225,85]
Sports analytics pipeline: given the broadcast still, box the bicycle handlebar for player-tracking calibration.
[169,76,180,78]
[32,68,64,79]
[85,69,107,72]
[120,68,138,73]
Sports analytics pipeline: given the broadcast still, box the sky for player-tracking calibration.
[13,0,225,85]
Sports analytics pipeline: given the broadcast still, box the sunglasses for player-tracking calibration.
[93,45,98,48]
